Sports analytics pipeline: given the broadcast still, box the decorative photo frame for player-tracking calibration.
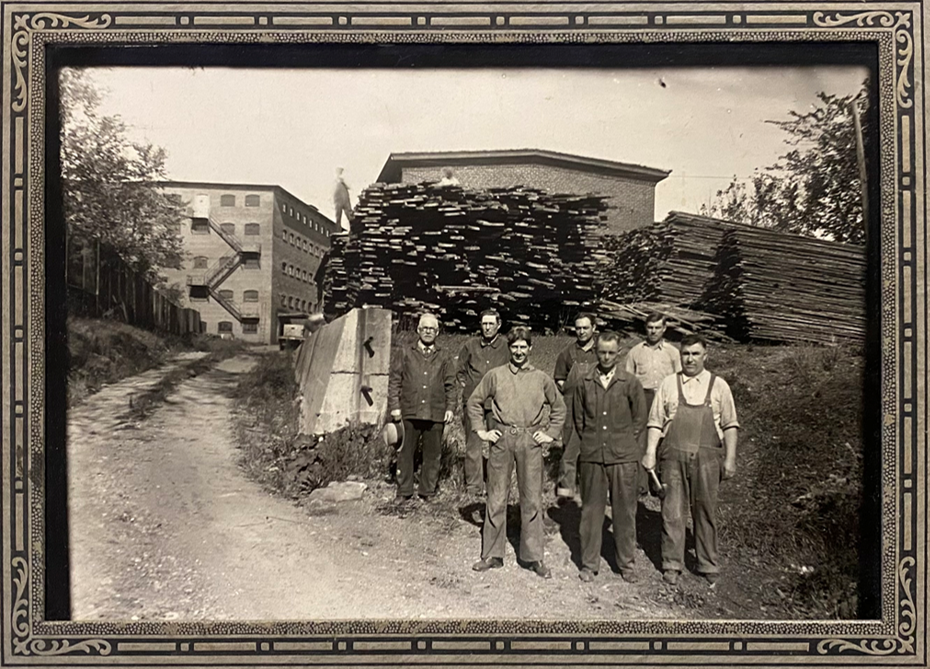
[1,0,925,666]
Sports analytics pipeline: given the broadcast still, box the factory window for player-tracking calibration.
[281,262,287,272]
[300,300,306,311]
[218,321,233,333]
[243,290,259,302]
[220,223,235,235]
[287,297,294,308]
[243,257,260,269]
[218,289,234,300]
[189,294,208,302]
[245,223,260,235]
[289,233,295,245]
[191,220,209,234]
[302,240,308,251]
[220,194,236,207]
[242,322,258,334]
[193,256,208,269]
[245,194,261,207]
[280,294,287,306]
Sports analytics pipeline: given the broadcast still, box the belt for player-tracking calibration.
[504,426,536,434]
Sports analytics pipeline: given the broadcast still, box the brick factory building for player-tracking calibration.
[158,181,338,344]
[376,149,670,235]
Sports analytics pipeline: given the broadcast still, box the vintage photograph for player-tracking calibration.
[61,62,875,624]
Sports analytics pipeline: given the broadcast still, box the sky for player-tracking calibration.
[82,65,868,222]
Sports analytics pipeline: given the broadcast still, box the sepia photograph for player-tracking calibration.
[63,63,873,622]
[1,0,925,665]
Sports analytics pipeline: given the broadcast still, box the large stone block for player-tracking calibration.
[295,308,392,435]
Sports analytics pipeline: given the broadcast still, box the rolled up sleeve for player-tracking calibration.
[647,375,675,432]
[544,377,566,439]
[716,378,740,430]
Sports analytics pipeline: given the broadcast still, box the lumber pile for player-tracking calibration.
[701,226,867,344]
[597,300,733,342]
[322,182,609,332]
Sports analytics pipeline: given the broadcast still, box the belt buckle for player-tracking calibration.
[510,427,519,434]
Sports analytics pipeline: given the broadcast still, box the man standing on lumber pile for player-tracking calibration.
[388,313,456,503]
[625,312,682,411]
[573,331,648,584]
[641,334,739,586]
[468,327,566,579]
[456,309,511,497]
[554,313,599,501]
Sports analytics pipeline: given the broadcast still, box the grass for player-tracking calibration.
[232,331,864,620]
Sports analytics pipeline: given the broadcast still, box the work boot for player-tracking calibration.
[620,570,639,584]
[663,570,680,585]
[579,568,595,583]
[472,557,503,572]
[528,561,552,579]
[703,573,719,587]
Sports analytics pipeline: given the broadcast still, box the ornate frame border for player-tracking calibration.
[0,1,925,666]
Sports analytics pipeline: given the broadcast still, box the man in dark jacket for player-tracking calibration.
[573,331,648,583]
[457,309,510,496]
[388,313,456,502]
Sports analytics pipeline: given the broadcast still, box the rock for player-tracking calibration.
[308,481,368,503]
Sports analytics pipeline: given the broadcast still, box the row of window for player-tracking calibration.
[282,262,314,283]
[192,221,261,236]
[191,257,260,270]
[282,230,325,257]
[218,321,258,334]
[220,194,262,208]
[281,295,312,311]
[281,203,331,237]
[215,289,259,303]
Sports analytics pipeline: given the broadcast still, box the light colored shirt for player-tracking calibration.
[466,363,566,440]
[647,369,739,441]
[625,340,682,391]
[597,366,616,389]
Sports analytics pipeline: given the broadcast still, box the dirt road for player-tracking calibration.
[69,353,708,621]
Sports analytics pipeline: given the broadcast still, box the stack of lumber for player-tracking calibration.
[596,300,733,342]
[701,226,866,344]
[322,182,609,332]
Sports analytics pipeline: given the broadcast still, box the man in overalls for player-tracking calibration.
[641,334,739,586]
[467,327,566,579]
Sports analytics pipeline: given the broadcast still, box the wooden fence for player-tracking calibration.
[66,237,202,336]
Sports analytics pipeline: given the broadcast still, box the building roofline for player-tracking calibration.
[155,180,336,226]
[376,149,671,184]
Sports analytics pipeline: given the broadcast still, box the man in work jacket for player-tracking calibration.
[388,313,456,502]
[554,313,599,500]
[467,326,566,579]
[456,309,511,496]
[641,334,739,586]
[573,331,648,583]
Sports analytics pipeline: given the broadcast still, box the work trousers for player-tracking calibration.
[482,429,545,563]
[463,402,491,492]
[660,447,724,574]
[579,461,639,574]
[334,202,354,228]
[397,419,443,498]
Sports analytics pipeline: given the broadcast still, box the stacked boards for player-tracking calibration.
[322,182,609,333]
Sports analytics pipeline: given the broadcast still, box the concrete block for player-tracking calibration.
[295,307,392,435]
[307,481,368,503]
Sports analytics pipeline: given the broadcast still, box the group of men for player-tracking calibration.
[386,310,739,586]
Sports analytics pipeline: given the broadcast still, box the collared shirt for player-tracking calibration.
[647,369,740,441]
[573,365,647,464]
[554,340,599,388]
[466,363,566,440]
[388,342,456,422]
[625,339,682,391]
[597,366,616,390]
[417,340,436,356]
[456,334,511,402]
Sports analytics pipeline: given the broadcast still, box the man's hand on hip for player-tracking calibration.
[477,429,502,444]
[533,431,554,446]
[390,410,402,422]
[443,410,454,424]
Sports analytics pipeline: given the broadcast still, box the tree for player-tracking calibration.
[702,85,869,245]
[61,68,185,283]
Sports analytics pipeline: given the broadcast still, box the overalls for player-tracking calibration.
[659,373,724,575]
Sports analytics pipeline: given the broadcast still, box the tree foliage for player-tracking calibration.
[702,86,869,245]
[61,68,185,282]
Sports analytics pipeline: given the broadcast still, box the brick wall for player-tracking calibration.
[401,164,657,234]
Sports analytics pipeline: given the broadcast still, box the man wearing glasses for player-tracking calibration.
[388,313,456,502]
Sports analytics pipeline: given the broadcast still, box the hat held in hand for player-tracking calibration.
[381,420,405,450]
